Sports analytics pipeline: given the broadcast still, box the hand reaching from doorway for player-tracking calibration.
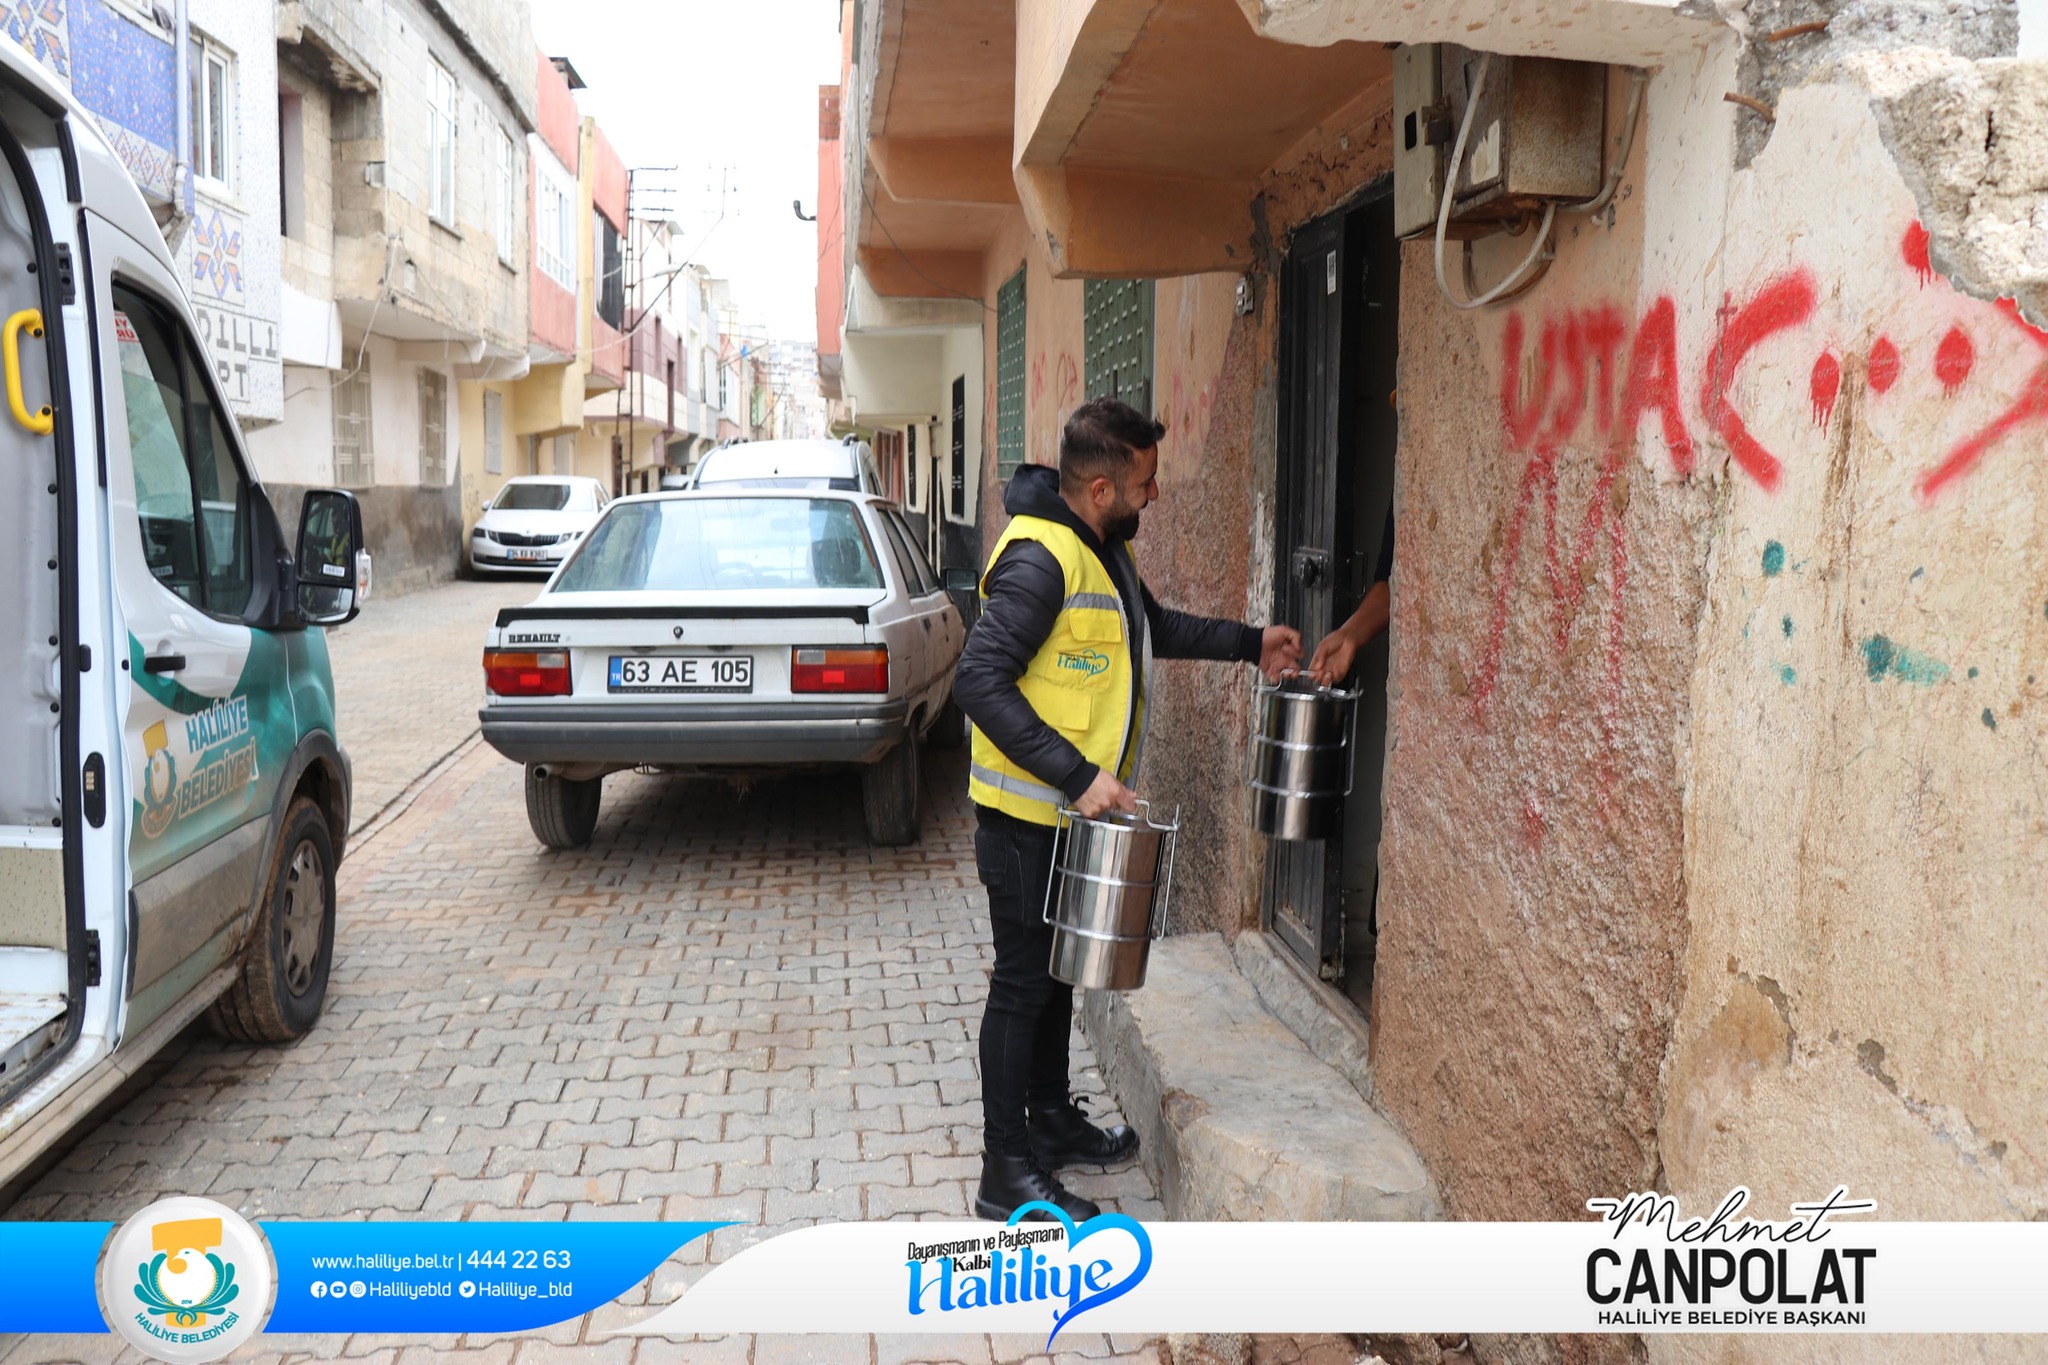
[1074,768,1140,819]
[1258,626,1303,682]
[1308,581,1389,686]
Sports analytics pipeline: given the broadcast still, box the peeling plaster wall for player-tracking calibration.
[1662,74,2048,1263]
[1355,20,2048,1310]
[1371,58,1707,1228]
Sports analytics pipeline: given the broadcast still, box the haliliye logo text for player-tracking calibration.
[905,1204,1151,1346]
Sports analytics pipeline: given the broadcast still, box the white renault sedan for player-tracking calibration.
[478,490,966,847]
[469,475,609,574]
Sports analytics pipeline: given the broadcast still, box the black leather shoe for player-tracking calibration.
[1028,1098,1140,1168]
[974,1152,1101,1223]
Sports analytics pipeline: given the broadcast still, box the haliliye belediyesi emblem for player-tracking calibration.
[138,718,178,840]
[100,1197,274,1363]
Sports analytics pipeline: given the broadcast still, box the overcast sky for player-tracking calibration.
[527,0,842,343]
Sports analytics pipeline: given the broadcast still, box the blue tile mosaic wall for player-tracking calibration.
[3,0,69,79]
[70,0,176,150]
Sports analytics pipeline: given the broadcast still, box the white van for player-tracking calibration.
[0,43,367,1188]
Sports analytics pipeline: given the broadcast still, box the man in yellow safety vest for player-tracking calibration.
[954,397,1301,1222]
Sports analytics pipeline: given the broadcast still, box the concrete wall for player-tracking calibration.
[1348,32,2048,1302]
[973,8,2048,1296]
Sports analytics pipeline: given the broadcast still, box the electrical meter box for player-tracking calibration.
[1393,44,1608,240]
[1392,44,1447,240]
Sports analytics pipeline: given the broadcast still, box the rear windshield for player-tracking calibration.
[493,483,576,511]
[553,498,883,593]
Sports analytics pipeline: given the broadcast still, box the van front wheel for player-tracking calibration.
[208,798,336,1044]
[526,765,602,849]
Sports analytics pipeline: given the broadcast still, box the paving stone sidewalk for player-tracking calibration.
[1,577,1168,1364]
[322,576,537,833]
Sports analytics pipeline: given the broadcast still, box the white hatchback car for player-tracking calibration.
[478,490,966,846]
[469,475,610,575]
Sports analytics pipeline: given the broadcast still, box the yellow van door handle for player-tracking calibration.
[5,308,53,435]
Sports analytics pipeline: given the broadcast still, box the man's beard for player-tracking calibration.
[1104,499,1142,542]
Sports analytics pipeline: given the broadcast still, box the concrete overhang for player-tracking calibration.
[338,297,494,347]
[855,0,1017,294]
[1014,0,1721,278]
[1232,0,1716,65]
[845,264,987,334]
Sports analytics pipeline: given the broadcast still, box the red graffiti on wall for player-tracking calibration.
[1699,270,1818,493]
[1868,336,1901,394]
[1472,297,1694,810]
[1028,352,1082,441]
[1934,325,1975,396]
[1166,366,1217,453]
[1903,222,1934,288]
[1810,351,1841,431]
[1918,301,2048,500]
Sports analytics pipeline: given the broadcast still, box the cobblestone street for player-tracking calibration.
[2,580,1163,1365]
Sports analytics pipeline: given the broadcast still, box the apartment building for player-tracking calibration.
[253,0,535,593]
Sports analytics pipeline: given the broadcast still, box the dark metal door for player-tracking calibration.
[1265,211,1348,977]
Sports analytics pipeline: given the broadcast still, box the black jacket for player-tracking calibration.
[954,465,1261,803]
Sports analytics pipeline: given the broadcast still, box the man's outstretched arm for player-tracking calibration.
[1142,585,1301,678]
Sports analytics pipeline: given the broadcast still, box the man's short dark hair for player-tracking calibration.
[1059,397,1166,494]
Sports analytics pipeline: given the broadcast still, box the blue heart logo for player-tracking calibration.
[1005,1202,1153,1346]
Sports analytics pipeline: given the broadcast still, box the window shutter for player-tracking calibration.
[1083,278,1154,414]
[995,267,1027,480]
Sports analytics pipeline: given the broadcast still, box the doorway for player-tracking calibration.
[1263,185,1399,1015]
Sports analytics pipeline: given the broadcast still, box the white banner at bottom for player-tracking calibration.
[620,1193,2048,1342]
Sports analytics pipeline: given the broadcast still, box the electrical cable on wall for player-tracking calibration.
[1433,53,1556,311]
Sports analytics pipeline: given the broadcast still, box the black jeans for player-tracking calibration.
[973,806,1074,1157]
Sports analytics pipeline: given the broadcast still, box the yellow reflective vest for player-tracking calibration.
[967,515,1152,825]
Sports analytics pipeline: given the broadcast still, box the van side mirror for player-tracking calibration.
[295,489,371,626]
[942,566,979,595]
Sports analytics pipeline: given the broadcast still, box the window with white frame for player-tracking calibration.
[533,148,576,289]
[188,34,235,194]
[427,59,457,226]
[332,362,374,486]
[493,128,515,264]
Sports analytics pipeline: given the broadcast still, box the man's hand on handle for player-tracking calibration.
[1258,625,1303,682]
[1074,768,1139,819]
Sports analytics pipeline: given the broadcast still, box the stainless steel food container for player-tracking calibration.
[1043,801,1179,991]
[1248,676,1359,841]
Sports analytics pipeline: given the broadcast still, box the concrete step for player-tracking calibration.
[1079,932,1441,1222]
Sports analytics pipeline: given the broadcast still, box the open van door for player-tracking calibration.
[0,70,121,1119]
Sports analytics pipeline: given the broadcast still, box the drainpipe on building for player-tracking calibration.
[166,0,192,248]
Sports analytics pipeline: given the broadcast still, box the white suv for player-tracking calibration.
[690,438,883,495]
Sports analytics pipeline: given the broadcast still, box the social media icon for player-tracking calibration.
[349,1280,368,1299]
[330,1280,347,1299]
[310,1280,328,1298]
[459,1279,477,1298]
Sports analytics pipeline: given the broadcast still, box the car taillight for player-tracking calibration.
[485,650,571,697]
[791,646,887,693]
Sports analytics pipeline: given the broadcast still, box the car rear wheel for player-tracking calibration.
[862,728,922,846]
[208,798,336,1044]
[527,765,602,849]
